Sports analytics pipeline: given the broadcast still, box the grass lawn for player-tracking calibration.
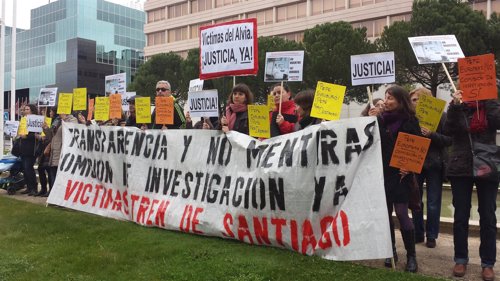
[0,196,443,281]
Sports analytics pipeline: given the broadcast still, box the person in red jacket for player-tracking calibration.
[270,83,298,137]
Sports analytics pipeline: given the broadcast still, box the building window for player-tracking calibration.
[192,0,212,13]
[215,16,239,24]
[312,0,334,15]
[335,0,345,10]
[147,8,165,23]
[352,20,373,37]
[279,32,305,42]
[350,0,361,8]
[373,17,386,37]
[168,26,188,42]
[190,21,211,38]
[362,0,374,6]
[277,1,306,23]
[147,31,165,46]
[215,0,241,8]
[390,13,411,24]
[168,2,188,19]
[247,8,273,26]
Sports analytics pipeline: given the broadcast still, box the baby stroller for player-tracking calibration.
[0,155,25,195]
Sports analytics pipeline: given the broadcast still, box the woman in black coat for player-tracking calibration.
[444,90,499,280]
[372,86,421,272]
[19,104,41,196]
[220,83,253,135]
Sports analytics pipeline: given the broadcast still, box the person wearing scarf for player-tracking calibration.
[376,86,422,273]
[293,89,321,131]
[220,83,254,135]
[270,83,298,137]
[444,90,499,281]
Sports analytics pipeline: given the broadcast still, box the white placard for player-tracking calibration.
[47,118,391,261]
[187,90,219,118]
[105,73,127,96]
[350,52,395,86]
[4,121,20,137]
[189,79,204,92]
[122,92,136,112]
[26,115,45,133]
[200,19,258,79]
[264,51,305,82]
[38,88,58,107]
[408,35,465,64]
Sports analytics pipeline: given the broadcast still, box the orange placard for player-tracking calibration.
[87,98,95,120]
[458,54,497,101]
[155,96,174,125]
[389,132,431,174]
[109,94,122,119]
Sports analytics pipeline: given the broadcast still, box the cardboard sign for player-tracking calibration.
[88,99,95,120]
[408,35,464,64]
[267,94,275,111]
[248,105,270,138]
[18,117,28,135]
[264,51,305,82]
[155,96,174,125]
[105,73,126,96]
[310,81,346,121]
[73,88,87,111]
[189,79,204,92]
[38,88,57,107]
[41,117,52,137]
[187,90,219,118]
[26,115,45,133]
[199,19,258,79]
[135,97,152,124]
[4,121,19,137]
[122,92,136,112]
[109,94,123,119]
[458,54,498,101]
[57,93,73,114]
[351,52,395,86]
[415,95,446,132]
[390,132,431,174]
[94,97,110,121]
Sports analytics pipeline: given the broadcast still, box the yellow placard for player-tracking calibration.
[18,117,28,135]
[248,105,270,138]
[41,117,52,137]
[136,97,152,124]
[73,88,87,111]
[94,97,110,121]
[415,95,446,132]
[267,94,275,111]
[57,93,73,114]
[310,81,346,121]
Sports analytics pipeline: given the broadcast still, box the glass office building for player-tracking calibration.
[3,0,145,104]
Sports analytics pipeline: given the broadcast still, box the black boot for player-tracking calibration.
[384,217,398,267]
[401,229,418,273]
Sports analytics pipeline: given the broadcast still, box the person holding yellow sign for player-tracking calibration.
[409,88,451,249]
[18,104,42,196]
[220,83,253,135]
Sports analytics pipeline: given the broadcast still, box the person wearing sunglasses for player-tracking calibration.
[150,80,185,129]
[270,83,298,137]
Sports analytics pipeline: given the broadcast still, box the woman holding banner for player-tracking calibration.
[293,90,321,130]
[220,83,253,135]
[270,83,298,137]
[371,85,421,273]
[444,90,499,281]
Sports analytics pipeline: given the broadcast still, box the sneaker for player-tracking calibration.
[426,238,436,248]
[453,264,466,277]
[482,267,495,281]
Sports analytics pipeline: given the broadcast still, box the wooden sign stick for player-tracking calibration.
[442,63,457,92]
[279,81,283,115]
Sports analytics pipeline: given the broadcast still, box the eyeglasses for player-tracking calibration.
[156,88,170,92]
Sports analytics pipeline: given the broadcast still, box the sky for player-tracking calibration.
[2,0,144,29]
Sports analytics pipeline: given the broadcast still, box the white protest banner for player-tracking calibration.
[47,118,392,261]
[200,19,258,80]
[26,115,45,133]
[189,79,204,92]
[350,52,395,86]
[38,88,58,107]
[264,51,305,82]
[4,121,19,137]
[122,92,136,112]
[187,90,219,118]
[105,73,127,96]
[408,35,464,64]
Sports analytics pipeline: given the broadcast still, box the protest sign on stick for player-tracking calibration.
[94,97,110,121]
[73,88,87,111]
[105,73,126,96]
[38,88,57,107]
[109,94,123,119]
[248,104,270,138]
[27,115,45,133]
[390,132,431,174]
[199,19,258,79]
[4,121,19,137]
[264,51,304,82]
[458,54,497,101]
[350,52,395,86]
[88,99,95,120]
[155,96,174,125]
[57,93,73,114]
[415,95,446,132]
[187,90,219,118]
[18,117,28,135]
[136,97,151,124]
[311,81,346,121]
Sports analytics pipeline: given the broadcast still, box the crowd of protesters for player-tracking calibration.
[10,79,498,281]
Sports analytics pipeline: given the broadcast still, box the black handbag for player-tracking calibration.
[11,138,21,157]
[408,174,421,212]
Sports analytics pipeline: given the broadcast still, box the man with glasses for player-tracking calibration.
[151,80,185,129]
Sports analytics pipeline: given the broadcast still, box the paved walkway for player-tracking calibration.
[1,189,498,281]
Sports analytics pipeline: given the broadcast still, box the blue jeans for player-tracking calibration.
[412,167,443,240]
[449,176,498,268]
